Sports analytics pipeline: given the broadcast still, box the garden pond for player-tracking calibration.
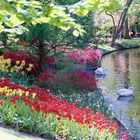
[98,48,140,139]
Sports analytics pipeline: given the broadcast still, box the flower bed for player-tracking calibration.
[0,51,39,75]
[0,49,129,139]
[0,51,57,76]
[0,78,122,139]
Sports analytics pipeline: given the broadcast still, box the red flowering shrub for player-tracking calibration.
[38,70,97,92]
[45,56,56,65]
[68,71,97,92]
[38,69,54,82]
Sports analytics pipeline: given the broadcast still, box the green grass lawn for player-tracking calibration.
[120,38,140,48]
[97,38,140,54]
[97,44,115,53]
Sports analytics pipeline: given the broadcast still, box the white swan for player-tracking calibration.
[117,87,134,97]
[95,67,107,75]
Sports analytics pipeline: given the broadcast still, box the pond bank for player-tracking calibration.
[102,45,140,57]
[99,89,139,140]
[98,46,140,139]
[98,38,140,56]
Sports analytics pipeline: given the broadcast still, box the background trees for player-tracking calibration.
[129,0,140,37]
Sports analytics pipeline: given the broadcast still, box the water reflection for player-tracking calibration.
[99,48,140,122]
[114,52,130,88]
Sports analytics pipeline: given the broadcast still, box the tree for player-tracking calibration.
[106,0,134,47]
[129,0,140,37]
[0,0,122,71]
[124,16,130,39]
[0,0,85,71]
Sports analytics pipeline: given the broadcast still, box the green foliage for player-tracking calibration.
[55,59,76,72]
[97,45,115,53]
[72,12,95,47]
[72,0,122,15]
[0,33,8,42]
[120,39,140,48]
[54,0,79,5]
[20,12,95,49]
[129,0,140,18]
[22,23,65,43]
[0,100,54,138]
[0,0,122,34]
[0,0,84,36]
[0,72,32,87]
[96,23,112,37]
[0,0,123,54]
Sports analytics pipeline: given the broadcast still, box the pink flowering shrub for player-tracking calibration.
[118,131,129,140]
[66,47,102,65]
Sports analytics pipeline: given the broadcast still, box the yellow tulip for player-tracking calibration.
[32,93,37,99]
[6,93,9,96]
[25,91,29,97]
[18,89,23,96]
[29,64,33,68]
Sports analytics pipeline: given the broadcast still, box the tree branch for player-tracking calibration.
[46,30,76,53]
[105,11,116,28]
[46,36,76,53]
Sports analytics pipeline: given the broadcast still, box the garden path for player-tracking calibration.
[0,127,46,140]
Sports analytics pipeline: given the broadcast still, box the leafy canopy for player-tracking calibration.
[0,0,122,36]
[0,0,85,35]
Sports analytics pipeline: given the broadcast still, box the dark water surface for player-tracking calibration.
[98,48,140,138]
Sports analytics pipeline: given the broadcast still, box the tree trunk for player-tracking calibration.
[111,0,134,47]
[38,40,46,72]
[124,17,130,39]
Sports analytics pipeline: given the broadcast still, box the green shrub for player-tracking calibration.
[0,72,32,87]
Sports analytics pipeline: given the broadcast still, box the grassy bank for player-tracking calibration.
[97,38,140,55]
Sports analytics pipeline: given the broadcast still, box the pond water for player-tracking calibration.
[98,48,140,138]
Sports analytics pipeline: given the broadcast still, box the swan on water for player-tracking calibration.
[117,87,134,97]
[95,67,107,75]
[117,95,134,102]
[95,74,106,80]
